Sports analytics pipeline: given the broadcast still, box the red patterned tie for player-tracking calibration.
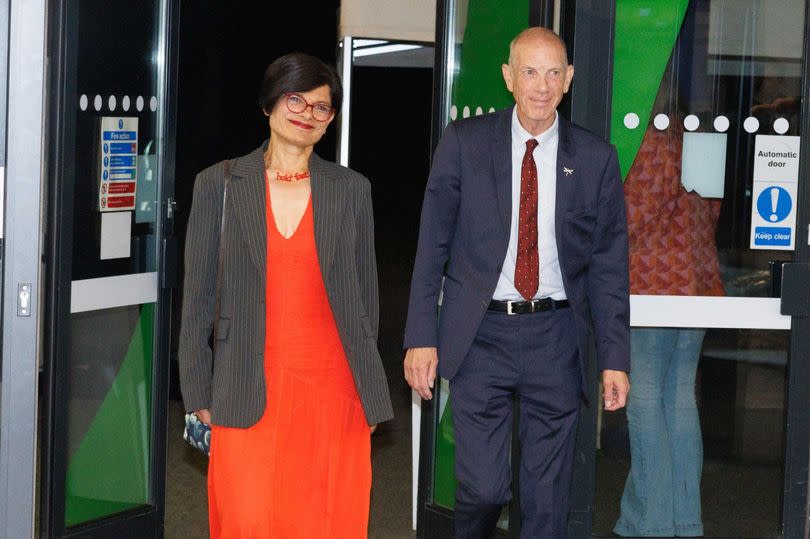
[515,139,539,300]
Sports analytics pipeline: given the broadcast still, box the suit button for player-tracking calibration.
[481,300,488,310]
[496,265,502,272]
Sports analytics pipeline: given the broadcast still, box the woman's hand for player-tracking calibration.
[370,424,378,434]
[196,408,212,425]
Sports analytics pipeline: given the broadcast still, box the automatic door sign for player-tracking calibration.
[750,135,799,251]
[98,117,138,212]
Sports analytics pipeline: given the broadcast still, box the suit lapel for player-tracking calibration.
[493,107,513,237]
[230,145,267,276]
[310,153,345,280]
[555,115,577,244]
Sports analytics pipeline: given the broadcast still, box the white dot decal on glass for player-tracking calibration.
[79,94,88,111]
[149,96,158,112]
[489,107,495,113]
[136,96,144,111]
[122,95,131,111]
[713,115,729,132]
[623,112,640,129]
[653,114,670,130]
[108,95,117,111]
[450,105,458,120]
[743,117,759,133]
[684,114,700,131]
[774,117,789,135]
[462,106,470,118]
[475,106,483,116]
[93,95,102,111]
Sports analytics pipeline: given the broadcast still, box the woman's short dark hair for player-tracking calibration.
[259,53,343,115]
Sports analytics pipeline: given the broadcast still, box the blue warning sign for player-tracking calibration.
[756,186,792,223]
[754,227,792,246]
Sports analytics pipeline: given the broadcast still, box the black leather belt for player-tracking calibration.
[488,298,570,315]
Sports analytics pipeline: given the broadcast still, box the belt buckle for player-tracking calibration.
[507,301,516,315]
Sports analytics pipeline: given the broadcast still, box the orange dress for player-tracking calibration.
[207,183,372,538]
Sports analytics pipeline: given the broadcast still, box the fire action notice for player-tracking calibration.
[98,117,138,212]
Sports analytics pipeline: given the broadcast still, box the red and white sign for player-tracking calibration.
[98,116,138,212]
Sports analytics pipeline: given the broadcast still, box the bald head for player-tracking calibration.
[502,26,574,136]
[509,27,569,67]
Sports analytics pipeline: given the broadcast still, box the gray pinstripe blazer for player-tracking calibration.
[178,142,394,427]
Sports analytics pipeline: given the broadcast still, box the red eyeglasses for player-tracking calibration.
[283,93,335,122]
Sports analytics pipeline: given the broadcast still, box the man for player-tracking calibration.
[403,28,630,538]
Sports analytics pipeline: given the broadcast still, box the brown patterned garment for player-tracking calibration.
[623,122,725,296]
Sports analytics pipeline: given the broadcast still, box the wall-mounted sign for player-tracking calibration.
[98,117,138,212]
[750,135,800,250]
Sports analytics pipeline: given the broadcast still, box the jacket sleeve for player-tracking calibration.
[587,147,631,373]
[403,123,462,349]
[355,177,380,339]
[178,163,224,412]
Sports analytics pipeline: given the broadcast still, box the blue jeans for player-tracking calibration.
[614,328,705,537]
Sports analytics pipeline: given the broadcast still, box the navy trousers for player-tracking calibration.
[450,307,581,539]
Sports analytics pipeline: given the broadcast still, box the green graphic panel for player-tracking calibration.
[65,303,154,527]
[434,394,456,507]
[610,0,689,177]
[436,0,529,509]
[451,0,529,111]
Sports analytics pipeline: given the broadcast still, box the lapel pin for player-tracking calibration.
[563,167,574,176]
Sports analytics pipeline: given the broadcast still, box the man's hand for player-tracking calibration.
[195,408,211,425]
[602,370,629,411]
[404,347,439,400]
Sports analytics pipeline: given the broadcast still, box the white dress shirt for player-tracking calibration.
[492,108,567,301]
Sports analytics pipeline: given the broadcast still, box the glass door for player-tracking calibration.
[561,1,810,537]
[41,0,178,537]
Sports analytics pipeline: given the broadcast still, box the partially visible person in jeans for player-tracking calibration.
[614,96,724,537]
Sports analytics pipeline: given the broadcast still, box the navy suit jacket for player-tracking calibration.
[404,107,630,388]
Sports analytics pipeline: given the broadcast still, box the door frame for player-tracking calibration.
[39,0,179,537]
[0,0,45,537]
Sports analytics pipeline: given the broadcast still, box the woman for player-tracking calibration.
[614,89,722,537]
[178,53,394,537]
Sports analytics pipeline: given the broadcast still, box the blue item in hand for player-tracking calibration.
[183,412,211,456]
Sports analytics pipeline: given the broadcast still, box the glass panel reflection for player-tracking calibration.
[597,328,787,538]
[599,0,801,536]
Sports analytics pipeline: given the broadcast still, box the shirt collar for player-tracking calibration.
[511,107,559,149]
